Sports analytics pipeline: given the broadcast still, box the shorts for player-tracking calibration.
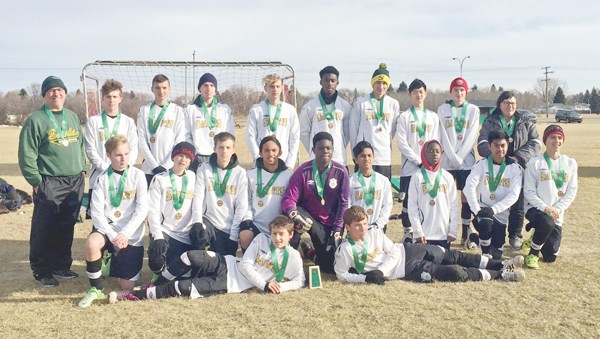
[91,229,143,281]
[448,170,471,191]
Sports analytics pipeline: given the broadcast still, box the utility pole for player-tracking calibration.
[452,56,471,77]
[541,66,554,118]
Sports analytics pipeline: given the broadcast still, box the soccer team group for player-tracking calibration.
[17,63,578,308]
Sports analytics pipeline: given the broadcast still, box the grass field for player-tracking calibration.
[1,115,599,337]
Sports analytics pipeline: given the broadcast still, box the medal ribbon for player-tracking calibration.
[357,172,376,207]
[543,152,566,189]
[347,236,369,274]
[101,111,122,140]
[410,106,427,139]
[169,169,189,210]
[200,96,218,130]
[420,166,443,199]
[500,115,515,137]
[148,101,170,135]
[311,160,331,203]
[270,242,289,283]
[212,165,232,198]
[487,156,507,193]
[369,93,384,124]
[265,99,282,132]
[257,168,281,198]
[43,104,67,139]
[108,166,129,208]
[450,100,469,134]
[318,93,336,121]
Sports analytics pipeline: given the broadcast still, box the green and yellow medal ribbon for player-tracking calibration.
[500,115,515,137]
[358,172,376,207]
[43,104,67,139]
[108,166,129,208]
[450,100,468,133]
[169,169,188,210]
[347,236,369,274]
[200,96,218,130]
[369,93,384,124]
[318,93,336,122]
[101,111,122,140]
[256,168,281,198]
[311,160,331,205]
[487,156,506,192]
[212,165,232,198]
[543,152,566,189]
[265,99,282,132]
[148,101,170,135]
[420,166,443,199]
[410,105,427,139]
[270,242,289,283]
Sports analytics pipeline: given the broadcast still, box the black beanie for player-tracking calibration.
[171,141,196,160]
[41,76,67,97]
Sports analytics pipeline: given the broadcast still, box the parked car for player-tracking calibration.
[517,109,537,123]
[555,109,583,123]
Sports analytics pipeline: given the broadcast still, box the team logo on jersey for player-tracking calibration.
[329,178,337,189]
[307,180,315,186]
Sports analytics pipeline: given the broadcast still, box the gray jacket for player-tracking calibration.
[477,111,542,168]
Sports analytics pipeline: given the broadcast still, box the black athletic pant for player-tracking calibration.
[508,185,525,240]
[525,208,562,262]
[148,232,193,273]
[30,173,84,278]
[290,207,339,274]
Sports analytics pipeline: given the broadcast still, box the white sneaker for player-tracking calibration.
[502,255,524,270]
[501,268,525,282]
[464,227,479,250]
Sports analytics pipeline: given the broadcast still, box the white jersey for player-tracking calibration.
[437,102,480,170]
[335,226,406,283]
[137,102,186,174]
[299,95,351,165]
[464,158,523,225]
[245,162,292,234]
[184,100,235,156]
[91,166,148,247]
[225,233,305,293]
[396,107,442,177]
[84,113,138,189]
[408,168,459,240]
[524,154,578,227]
[147,170,195,244]
[192,158,248,241]
[349,94,400,166]
[246,101,300,168]
[348,171,393,229]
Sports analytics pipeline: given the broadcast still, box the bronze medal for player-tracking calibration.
[328,122,334,129]
[429,200,436,206]
[367,208,374,215]
[558,191,564,197]
[114,210,121,218]
[457,134,463,141]
[175,212,182,220]
[508,137,513,143]
[217,199,224,207]
[321,198,325,206]
[257,200,264,207]
[150,135,156,143]
[418,139,424,146]
[209,131,216,138]
[490,193,496,200]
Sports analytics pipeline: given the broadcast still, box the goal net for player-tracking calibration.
[80,61,296,119]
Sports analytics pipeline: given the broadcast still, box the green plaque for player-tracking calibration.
[309,265,322,289]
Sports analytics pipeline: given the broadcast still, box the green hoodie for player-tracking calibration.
[18,106,86,187]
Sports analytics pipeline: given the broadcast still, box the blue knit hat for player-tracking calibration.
[198,73,218,91]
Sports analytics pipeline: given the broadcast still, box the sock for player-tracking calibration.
[529,242,542,256]
[480,238,491,254]
[86,258,103,290]
[478,255,489,269]
[461,224,469,239]
[478,269,491,281]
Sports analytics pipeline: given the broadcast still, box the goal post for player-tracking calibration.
[80,60,297,119]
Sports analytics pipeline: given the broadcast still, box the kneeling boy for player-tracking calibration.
[109,215,304,301]
[334,206,524,285]
[79,135,149,308]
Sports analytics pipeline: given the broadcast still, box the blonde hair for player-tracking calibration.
[101,79,123,97]
[263,74,282,87]
[104,135,129,154]
[269,215,294,234]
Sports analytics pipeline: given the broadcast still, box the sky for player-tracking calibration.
[2,0,599,96]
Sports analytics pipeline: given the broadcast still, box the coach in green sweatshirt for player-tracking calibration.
[18,76,86,287]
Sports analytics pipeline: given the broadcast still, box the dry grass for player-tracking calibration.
[1,116,599,338]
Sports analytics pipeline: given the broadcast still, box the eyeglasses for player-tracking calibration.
[502,101,517,106]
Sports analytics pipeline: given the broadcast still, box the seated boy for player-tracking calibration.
[78,135,149,308]
[407,140,458,249]
[147,142,196,278]
[239,136,292,252]
[523,125,578,269]
[348,141,393,232]
[109,215,305,302]
[464,131,523,259]
[334,206,525,284]
[190,132,248,256]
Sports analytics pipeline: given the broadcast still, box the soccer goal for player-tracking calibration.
[80,61,296,118]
